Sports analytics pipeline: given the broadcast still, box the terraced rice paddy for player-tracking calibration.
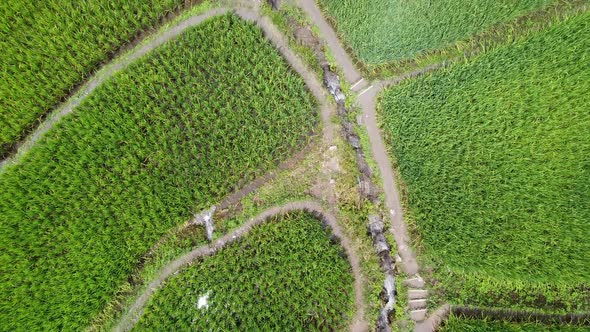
[379,11,590,310]
[134,212,355,331]
[0,14,317,330]
[318,0,553,66]
[0,0,184,157]
[440,316,590,332]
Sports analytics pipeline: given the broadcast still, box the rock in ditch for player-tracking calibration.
[377,274,396,332]
[369,214,385,237]
[323,70,345,103]
[359,174,379,201]
[268,0,280,10]
[347,133,361,149]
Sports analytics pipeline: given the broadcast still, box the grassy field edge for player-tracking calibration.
[316,0,589,79]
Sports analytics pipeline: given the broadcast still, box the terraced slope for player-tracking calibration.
[379,11,590,311]
[133,212,355,331]
[0,0,185,157]
[0,14,316,330]
[318,0,552,65]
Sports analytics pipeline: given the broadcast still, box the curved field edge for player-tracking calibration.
[315,0,588,79]
[0,14,318,331]
[114,201,365,332]
[439,314,590,332]
[131,210,356,331]
[0,0,189,158]
[0,2,218,171]
[377,9,590,311]
[88,141,316,330]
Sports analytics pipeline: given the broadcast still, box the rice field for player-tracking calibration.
[134,212,355,331]
[318,0,553,66]
[379,10,590,309]
[0,0,183,158]
[0,14,317,330]
[440,316,590,332]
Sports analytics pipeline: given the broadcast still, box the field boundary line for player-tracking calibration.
[0,8,230,172]
[415,304,590,331]
[113,200,365,332]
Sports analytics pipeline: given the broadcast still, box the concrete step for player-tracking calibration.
[403,276,425,289]
[350,77,368,92]
[357,84,374,97]
[408,289,428,300]
[410,309,427,322]
[409,299,427,310]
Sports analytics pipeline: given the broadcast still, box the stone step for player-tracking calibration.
[410,309,427,322]
[403,276,425,289]
[408,289,428,300]
[409,299,427,310]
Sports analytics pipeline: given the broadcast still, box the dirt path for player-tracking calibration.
[296,0,362,85]
[114,200,366,332]
[0,5,334,171]
[357,84,419,275]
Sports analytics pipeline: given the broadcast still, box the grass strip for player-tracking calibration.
[440,315,590,331]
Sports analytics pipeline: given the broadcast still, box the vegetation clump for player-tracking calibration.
[440,316,590,332]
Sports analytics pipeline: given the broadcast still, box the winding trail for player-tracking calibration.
[114,200,366,332]
[0,6,334,171]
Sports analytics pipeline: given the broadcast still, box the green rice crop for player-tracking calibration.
[440,316,590,331]
[318,0,552,65]
[134,212,355,331]
[0,14,317,331]
[0,0,182,157]
[379,11,590,308]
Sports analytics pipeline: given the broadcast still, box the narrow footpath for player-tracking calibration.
[114,200,365,332]
[295,0,430,327]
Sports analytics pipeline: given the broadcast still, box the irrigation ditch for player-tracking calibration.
[271,5,398,329]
